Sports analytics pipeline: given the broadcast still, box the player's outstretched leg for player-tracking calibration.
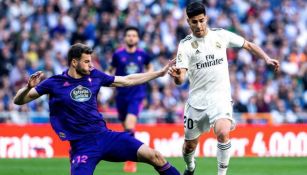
[215,118,232,175]
[137,144,180,175]
[182,139,198,175]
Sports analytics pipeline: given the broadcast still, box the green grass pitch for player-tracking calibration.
[0,157,306,175]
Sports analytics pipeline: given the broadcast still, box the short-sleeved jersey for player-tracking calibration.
[35,69,115,141]
[176,28,244,109]
[111,48,151,99]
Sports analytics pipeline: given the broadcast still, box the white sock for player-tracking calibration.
[183,150,196,171]
[217,141,231,175]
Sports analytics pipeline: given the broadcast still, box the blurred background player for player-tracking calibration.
[108,26,153,172]
[168,2,279,175]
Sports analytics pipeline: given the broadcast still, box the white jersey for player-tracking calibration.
[176,28,244,110]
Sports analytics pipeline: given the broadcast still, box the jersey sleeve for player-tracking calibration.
[35,78,54,95]
[143,51,152,65]
[223,29,245,48]
[94,69,115,86]
[111,52,118,68]
[176,41,189,69]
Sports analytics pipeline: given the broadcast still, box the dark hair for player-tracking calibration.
[124,26,139,37]
[67,43,93,66]
[186,1,206,18]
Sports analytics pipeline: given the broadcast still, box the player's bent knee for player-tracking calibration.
[216,129,230,142]
[184,145,196,153]
[137,144,166,166]
[151,150,166,166]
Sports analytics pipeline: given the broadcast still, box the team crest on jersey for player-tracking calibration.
[126,62,139,74]
[216,42,221,48]
[70,85,92,102]
[191,41,198,49]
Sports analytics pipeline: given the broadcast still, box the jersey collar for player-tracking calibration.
[192,28,211,40]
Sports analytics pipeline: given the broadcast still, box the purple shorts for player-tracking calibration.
[69,130,143,175]
[115,98,143,121]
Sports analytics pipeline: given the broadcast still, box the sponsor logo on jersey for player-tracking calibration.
[196,54,223,69]
[195,50,201,54]
[191,41,198,49]
[70,85,92,102]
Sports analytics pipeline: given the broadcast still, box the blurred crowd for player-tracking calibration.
[0,0,306,124]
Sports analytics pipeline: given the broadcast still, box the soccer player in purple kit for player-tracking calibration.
[109,26,153,172]
[13,43,180,175]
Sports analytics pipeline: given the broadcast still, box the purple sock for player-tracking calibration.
[155,162,180,175]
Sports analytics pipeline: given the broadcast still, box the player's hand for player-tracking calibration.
[160,59,176,76]
[167,58,183,79]
[27,71,44,88]
[168,65,181,78]
[265,58,280,72]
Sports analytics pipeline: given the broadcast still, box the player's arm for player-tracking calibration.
[107,66,116,75]
[168,67,187,85]
[143,52,154,72]
[111,60,174,87]
[224,29,279,72]
[107,52,117,75]
[242,40,280,72]
[169,40,189,85]
[13,71,44,105]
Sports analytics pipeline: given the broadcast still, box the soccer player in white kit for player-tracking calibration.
[168,2,279,175]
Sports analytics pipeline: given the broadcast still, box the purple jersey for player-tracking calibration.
[35,69,115,141]
[111,48,151,99]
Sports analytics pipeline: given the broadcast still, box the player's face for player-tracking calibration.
[187,14,208,38]
[75,53,93,76]
[124,30,139,48]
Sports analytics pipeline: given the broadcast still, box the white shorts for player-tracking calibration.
[184,101,236,140]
